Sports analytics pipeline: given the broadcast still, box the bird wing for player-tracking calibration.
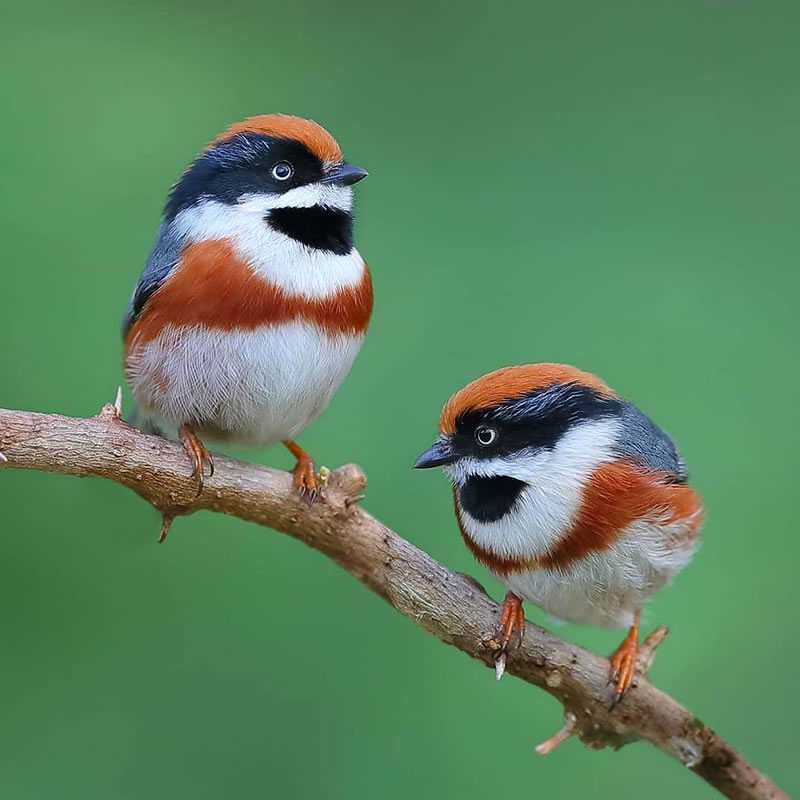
[614,402,689,484]
[121,222,186,337]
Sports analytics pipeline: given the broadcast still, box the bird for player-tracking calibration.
[123,114,372,503]
[414,363,703,699]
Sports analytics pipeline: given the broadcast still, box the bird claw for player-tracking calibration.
[490,592,525,680]
[608,618,641,705]
[178,425,214,497]
[298,484,318,503]
[285,441,320,503]
[295,467,319,503]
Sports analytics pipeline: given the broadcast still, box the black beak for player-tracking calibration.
[413,438,456,469]
[320,163,369,186]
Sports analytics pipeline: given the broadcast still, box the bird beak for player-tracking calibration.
[413,437,456,469]
[320,163,369,186]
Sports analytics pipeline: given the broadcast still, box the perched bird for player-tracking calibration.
[414,364,703,698]
[123,114,371,500]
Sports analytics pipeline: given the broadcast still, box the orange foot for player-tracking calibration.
[493,592,525,679]
[498,591,526,650]
[178,424,214,498]
[283,440,319,502]
[609,609,640,704]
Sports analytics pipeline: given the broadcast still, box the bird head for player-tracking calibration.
[414,364,623,496]
[163,113,367,254]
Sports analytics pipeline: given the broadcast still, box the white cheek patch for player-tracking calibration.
[445,451,549,486]
[451,418,621,560]
[237,183,353,212]
[173,200,366,299]
[446,418,620,487]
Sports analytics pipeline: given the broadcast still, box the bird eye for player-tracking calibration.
[475,426,497,446]
[271,162,293,181]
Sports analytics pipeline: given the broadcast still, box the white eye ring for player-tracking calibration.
[271,162,293,181]
[475,426,497,446]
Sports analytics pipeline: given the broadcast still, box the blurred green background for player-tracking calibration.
[2,0,798,797]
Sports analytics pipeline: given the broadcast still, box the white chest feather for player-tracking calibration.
[128,196,369,444]
[128,323,364,445]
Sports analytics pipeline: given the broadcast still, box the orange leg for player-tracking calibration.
[283,440,319,501]
[498,591,526,651]
[492,592,526,680]
[178,424,214,497]
[609,609,640,702]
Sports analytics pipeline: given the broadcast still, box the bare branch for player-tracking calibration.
[0,405,789,800]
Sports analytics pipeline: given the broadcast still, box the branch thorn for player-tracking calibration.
[344,494,365,508]
[98,387,124,420]
[495,652,507,681]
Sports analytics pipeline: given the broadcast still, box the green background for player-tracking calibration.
[2,0,798,797]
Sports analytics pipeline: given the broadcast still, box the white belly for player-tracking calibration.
[126,322,364,445]
[502,516,699,629]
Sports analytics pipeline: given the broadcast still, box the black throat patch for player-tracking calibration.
[268,206,354,255]
[458,475,526,523]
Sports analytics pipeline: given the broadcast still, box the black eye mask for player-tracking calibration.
[164,133,324,219]
[453,383,623,460]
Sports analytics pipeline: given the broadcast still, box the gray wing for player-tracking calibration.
[615,402,689,483]
[121,221,187,337]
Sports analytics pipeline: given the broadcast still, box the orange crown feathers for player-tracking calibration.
[212,114,343,163]
[439,364,615,434]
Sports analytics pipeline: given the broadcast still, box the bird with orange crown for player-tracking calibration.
[123,114,371,515]
[415,364,703,699]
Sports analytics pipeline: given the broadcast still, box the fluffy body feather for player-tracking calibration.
[126,322,365,445]
[451,418,700,627]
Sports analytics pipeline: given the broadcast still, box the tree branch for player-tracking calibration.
[0,402,788,800]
